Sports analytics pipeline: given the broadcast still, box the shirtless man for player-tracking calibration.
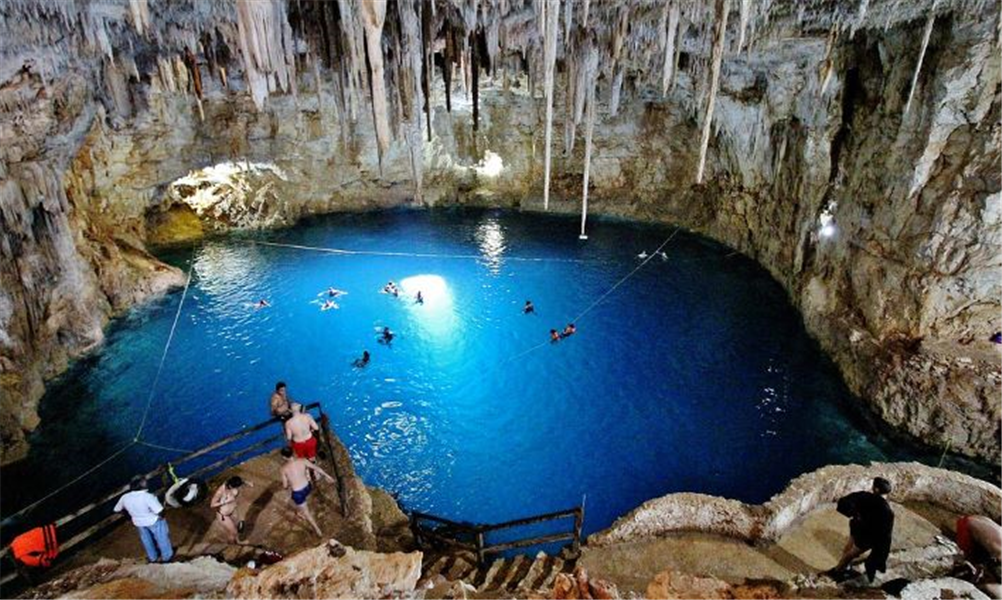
[284,403,320,461]
[270,382,293,421]
[210,476,252,544]
[280,447,334,537]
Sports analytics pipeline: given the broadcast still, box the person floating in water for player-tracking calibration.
[320,299,338,311]
[256,299,270,309]
[415,291,424,305]
[380,327,394,344]
[550,329,561,343]
[279,447,334,537]
[382,281,400,297]
[211,476,253,545]
[353,350,370,368]
[325,287,347,298]
[637,251,649,260]
[658,250,669,261]
[524,300,535,314]
[561,323,577,338]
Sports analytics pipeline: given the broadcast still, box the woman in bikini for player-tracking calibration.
[210,476,252,544]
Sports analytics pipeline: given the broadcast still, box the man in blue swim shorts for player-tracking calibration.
[280,447,335,537]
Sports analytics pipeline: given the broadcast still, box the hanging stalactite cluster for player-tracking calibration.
[1,0,994,206]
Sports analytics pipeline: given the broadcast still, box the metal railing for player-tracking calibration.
[0,402,345,590]
[410,503,585,567]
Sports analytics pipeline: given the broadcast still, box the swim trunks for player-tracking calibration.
[291,436,318,459]
[291,484,312,506]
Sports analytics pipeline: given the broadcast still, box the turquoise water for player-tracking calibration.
[1,209,985,537]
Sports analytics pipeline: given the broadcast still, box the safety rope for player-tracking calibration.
[504,227,682,364]
[5,261,194,522]
[134,263,193,441]
[249,239,604,264]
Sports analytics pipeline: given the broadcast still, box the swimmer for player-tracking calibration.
[319,287,347,298]
[658,250,669,261]
[415,291,424,305]
[320,299,339,311]
[353,350,370,368]
[550,329,561,343]
[637,251,649,260]
[524,300,535,315]
[561,323,577,338]
[256,299,271,309]
[382,281,400,297]
[380,327,394,344]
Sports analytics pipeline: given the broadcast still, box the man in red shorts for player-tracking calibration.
[284,403,320,460]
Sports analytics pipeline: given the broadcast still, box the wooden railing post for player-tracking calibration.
[476,529,486,568]
[316,405,347,516]
[572,507,583,556]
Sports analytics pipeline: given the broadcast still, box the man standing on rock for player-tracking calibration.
[829,476,895,582]
[113,476,174,563]
[280,447,335,537]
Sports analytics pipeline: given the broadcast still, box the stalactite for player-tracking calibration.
[128,0,150,37]
[904,0,938,116]
[737,0,751,51]
[421,0,433,141]
[609,67,623,116]
[337,0,366,122]
[541,0,559,211]
[360,0,390,169]
[235,0,298,110]
[662,3,680,95]
[579,43,599,240]
[471,29,480,132]
[582,0,590,29]
[696,0,729,184]
[444,20,456,112]
[563,0,573,47]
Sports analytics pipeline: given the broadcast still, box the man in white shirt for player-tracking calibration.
[113,477,174,563]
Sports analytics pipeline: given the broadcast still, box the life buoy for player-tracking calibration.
[10,524,58,568]
[165,477,208,508]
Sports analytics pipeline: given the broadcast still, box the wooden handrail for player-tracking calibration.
[480,507,579,533]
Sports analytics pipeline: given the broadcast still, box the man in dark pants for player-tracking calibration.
[830,477,895,582]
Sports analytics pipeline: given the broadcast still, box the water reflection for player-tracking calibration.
[475,217,506,274]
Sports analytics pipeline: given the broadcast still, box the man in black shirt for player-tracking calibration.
[831,476,895,582]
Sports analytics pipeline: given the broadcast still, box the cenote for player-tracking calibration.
[1,209,987,534]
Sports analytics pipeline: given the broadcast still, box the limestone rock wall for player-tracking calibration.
[0,0,998,466]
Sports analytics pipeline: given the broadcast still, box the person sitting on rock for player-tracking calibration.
[828,476,895,582]
[270,382,293,421]
[954,514,1001,597]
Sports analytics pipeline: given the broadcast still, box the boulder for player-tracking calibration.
[226,539,422,599]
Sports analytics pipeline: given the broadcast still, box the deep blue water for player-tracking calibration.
[1,209,985,538]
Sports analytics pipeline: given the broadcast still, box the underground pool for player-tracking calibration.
[1,209,984,535]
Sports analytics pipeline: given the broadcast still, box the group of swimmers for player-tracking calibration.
[382,280,424,305]
[550,323,577,342]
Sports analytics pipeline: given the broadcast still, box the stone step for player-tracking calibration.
[538,557,566,590]
[504,554,534,592]
[476,558,507,592]
[518,552,550,593]
[422,554,452,579]
[446,555,477,581]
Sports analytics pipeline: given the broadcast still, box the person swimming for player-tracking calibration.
[415,291,424,305]
[321,287,347,298]
[550,329,560,343]
[320,299,338,311]
[561,323,577,338]
[353,350,370,368]
[256,299,271,309]
[524,300,535,314]
[380,327,394,344]
[637,251,649,259]
[382,281,400,297]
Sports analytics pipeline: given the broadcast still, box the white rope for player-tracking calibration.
[4,442,135,521]
[134,264,193,441]
[135,440,232,456]
[250,240,603,264]
[505,227,682,364]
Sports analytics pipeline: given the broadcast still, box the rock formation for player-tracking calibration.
[0,0,998,467]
